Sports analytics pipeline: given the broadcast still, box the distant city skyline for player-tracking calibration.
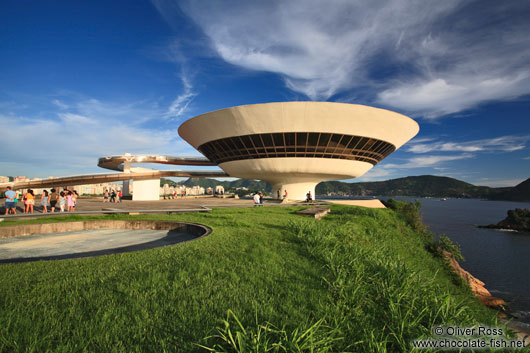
[1,0,529,187]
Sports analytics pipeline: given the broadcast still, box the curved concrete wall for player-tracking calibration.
[178,101,419,149]
[219,158,373,184]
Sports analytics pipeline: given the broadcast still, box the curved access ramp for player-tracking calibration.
[1,154,226,192]
[98,154,216,171]
[0,169,228,192]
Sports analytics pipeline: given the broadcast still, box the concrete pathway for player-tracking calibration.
[0,228,196,263]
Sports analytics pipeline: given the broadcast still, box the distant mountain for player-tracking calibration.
[181,177,223,189]
[160,178,179,187]
[317,175,508,199]
[161,175,529,201]
[489,178,530,202]
[317,175,518,199]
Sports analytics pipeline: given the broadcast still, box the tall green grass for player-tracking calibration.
[0,205,501,352]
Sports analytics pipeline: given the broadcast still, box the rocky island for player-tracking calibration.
[480,208,530,232]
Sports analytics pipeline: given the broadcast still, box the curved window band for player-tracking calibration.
[198,132,396,166]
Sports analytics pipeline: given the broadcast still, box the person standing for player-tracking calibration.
[58,191,66,212]
[259,192,264,206]
[306,191,312,202]
[103,189,109,202]
[253,192,260,207]
[66,191,75,212]
[41,190,50,213]
[117,190,122,203]
[72,191,78,211]
[22,190,28,213]
[110,189,116,203]
[49,188,58,212]
[25,189,35,214]
[277,189,281,199]
[4,186,17,215]
[284,190,288,200]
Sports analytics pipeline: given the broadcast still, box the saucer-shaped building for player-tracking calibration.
[179,102,419,201]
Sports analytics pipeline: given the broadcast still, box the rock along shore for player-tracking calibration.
[444,251,530,345]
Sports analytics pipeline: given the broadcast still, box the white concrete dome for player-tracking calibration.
[179,101,419,200]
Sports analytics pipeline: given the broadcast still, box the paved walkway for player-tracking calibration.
[1,197,254,218]
[1,196,384,220]
[0,228,196,263]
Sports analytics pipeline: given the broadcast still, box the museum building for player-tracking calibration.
[178,101,419,200]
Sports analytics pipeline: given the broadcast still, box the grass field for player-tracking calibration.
[0,205,502,352]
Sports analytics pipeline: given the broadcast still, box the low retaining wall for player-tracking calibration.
[0,220,211,238]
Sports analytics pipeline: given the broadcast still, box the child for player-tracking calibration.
[66,191,74,212]
[72,191,78,211]
[59,191,66,212]
[41,190,50,213]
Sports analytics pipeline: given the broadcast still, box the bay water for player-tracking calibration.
[332,196,530,323]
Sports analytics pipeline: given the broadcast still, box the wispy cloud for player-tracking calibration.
[407,135,530,154]
[0,97,199,178]
[383,153,474,169]
[165,72,196,120]
[473,178,527,188]
[52,99,68,110]
[354,167,392,182]
[153,0,530,118]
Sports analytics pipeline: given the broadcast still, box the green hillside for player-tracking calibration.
[489,178,530,202]
[317,175,506,198]
[0,205,501,352]
[161,175,528,200]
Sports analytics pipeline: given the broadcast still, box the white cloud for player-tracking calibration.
[354,167,391,182]
[58,113,95,125]
[383,153,474,169]
[154,0,461,100]
[52,99,68,110]
[153,0,530,117]
[407,135,530,153]
[0,97,200,178]
[473,178,527,188]
[378,75,530,118]
[165,72,196,120]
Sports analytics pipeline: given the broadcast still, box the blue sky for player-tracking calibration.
[1,0,529,187]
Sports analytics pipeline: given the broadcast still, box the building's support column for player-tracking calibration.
[271,181,318,201]
[132,179,160,201]
[129,166,160,201]
[122,160,131,196]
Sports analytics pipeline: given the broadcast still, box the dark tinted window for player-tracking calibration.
[198,132,395,166]
[318,133,330,147]
[251,135,262,148]
[307,133,319,146]
[262,134,273,146]
[296,133,307,146]
[273,133,284,147]
[240,135,253,149]
[285,133,295,146]
[348,136,360,149]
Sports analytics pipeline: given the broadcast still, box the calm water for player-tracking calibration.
[331,196,530,323]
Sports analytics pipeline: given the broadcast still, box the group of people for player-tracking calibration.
[3,186,78,215]
[102,189,122,203]
[254,189,312,205]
